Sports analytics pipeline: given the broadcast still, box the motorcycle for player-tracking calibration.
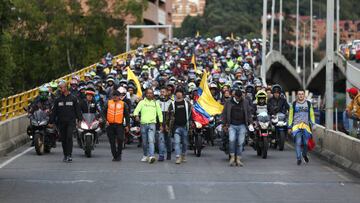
[192,121,205,157]
[27,109,55,155]
[254,111,271,159]
[77,113,101,157]
[271,112,287,151]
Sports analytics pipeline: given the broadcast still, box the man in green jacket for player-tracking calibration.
[134,88,163,164]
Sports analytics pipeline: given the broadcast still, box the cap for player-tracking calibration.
[347,87,358,95]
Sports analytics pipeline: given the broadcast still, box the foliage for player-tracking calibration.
[0,0,145,98]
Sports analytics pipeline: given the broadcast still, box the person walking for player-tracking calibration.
[50,81,82,162]
[166,88,192,164]
[222,88,252,167]
[104,90,130,161]
[134,88,163,164]
[288,89,315,165]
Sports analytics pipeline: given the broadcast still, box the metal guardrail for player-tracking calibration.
[0,50,138,121]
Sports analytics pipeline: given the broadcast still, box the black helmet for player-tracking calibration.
[272,84,282,94]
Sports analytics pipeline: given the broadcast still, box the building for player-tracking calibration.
[172,0,206,28]
[277,14,360,50]
[140,0,173,45]
[78,0,173,47]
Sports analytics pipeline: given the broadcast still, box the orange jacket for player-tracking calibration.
[107,100,125,124]
[347,94,360,119]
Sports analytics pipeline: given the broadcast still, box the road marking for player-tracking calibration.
[0,147,33,169]
[167,185,176,200]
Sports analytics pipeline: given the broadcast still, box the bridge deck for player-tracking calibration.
[0,135,359,203]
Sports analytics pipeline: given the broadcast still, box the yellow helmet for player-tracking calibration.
[255,90,267,104]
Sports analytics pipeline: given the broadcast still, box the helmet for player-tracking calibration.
[49,81,58,90]
[106,76,115,83]
[209,82,218,89]
[255,90,267,104]
[212,73,220,80]
[188,82,197,92]
[245,84,255,93]
[117,86,127,94]
[232,80,243,88]
[84,73,92,78]
[39,86,49,100]
[272,84,282,94]
[70,79,78,85]
[142,65,149,70]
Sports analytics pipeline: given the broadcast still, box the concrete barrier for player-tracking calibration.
[312,125,360,176]
[0,115,29,156]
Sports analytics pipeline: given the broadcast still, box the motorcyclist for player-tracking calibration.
[254,90,268,115]
[28,86,54,146]
[267,84,289,116]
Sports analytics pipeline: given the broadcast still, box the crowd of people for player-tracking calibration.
[27,36,317,166]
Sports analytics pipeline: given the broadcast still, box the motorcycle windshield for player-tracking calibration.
[82,113,96,124]
[32,109,49,123]
[257,112,269,123]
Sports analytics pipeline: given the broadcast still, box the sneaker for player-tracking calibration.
[141,156,148,162]
[67,155,72,162]
[149,156,156,164]
[236,156,244,167]
[303,155,309,163]
[175,156,181,164]
[158,155,165,162]
[63,156,68,162]
[181,155,187,163]
[297,159,302,165]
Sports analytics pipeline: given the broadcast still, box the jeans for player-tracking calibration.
[174,126,188,157]
[141,124,156,157]
[228,124,247,156]
[294,130,308,160]
[158,131,172,156]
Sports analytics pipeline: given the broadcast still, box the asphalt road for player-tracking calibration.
[348,60,360,69]
[0,135,359,203]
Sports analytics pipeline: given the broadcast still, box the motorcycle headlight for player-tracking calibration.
[81,122,89,130]
[40,121,48,126]
[259,122,269,129]
[90,121,99,130]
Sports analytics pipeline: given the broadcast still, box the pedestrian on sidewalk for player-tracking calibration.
[104,90,130,161]
[288,89,315,165]
[166,88,192,164]
[134,88,163,164]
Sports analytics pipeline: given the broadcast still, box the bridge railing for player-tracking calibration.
[0,50,137,121]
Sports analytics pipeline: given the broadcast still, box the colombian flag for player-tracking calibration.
[127,67,142,97]
[192,71,224,125]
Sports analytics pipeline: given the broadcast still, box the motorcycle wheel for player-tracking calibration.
[194,134,202,157]
[34,133,44,155]
[84,136,92,158]
[262,136,268,159]
[278,131,285,151]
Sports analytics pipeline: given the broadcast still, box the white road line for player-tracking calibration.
[167,185,176,200]
[0,147,33,169]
